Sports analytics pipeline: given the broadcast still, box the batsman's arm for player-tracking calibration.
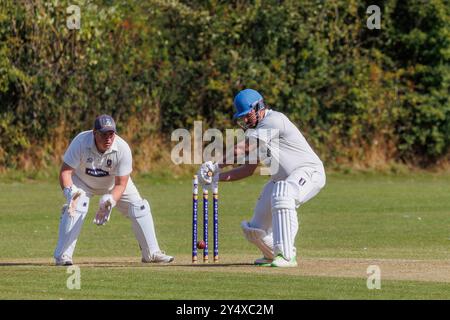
[110,175,129,202]
[219,163,258,182]
[59,162,75,190]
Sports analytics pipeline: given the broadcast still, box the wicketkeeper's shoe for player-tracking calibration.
[142,251,174,263]
[55,255,73,266]
[254,257,273,267]
[270,254,297,268]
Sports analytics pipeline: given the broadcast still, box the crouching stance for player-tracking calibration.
[197,89,325,267]
[54,115,173,265]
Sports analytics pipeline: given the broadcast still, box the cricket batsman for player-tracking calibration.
[54,114,174,265]
[198,89,326,267]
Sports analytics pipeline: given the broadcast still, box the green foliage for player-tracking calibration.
[0,0,449,170]
[383,0,450,165]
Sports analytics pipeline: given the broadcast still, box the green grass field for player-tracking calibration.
[0,172,449,299]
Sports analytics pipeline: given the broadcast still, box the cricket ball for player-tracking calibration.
[197,240,206,249]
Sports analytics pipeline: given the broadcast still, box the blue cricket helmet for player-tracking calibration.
[233,89,264,119]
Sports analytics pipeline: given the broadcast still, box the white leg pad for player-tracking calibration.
[128,199,160,261]
[54,194,90,261]
[272,181,298,260]
[241,221,274,259]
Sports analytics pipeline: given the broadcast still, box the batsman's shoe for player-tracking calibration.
[254,257,273,267]
[270,254,297,268]
[55,255,73,266]
[142,251,174,263]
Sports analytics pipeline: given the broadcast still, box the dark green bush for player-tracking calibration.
[0,0,448,170]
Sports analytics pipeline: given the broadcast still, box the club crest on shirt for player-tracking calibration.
[106,159,112,168]
[86,157,93,164]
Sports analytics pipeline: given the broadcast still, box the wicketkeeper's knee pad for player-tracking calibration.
[271,181,298,260]
[54,195,90,260]
[241,221,274,259]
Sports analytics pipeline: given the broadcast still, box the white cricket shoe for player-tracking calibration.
[270,254,297,268]
[142,251,174,263]
[55,255,73,266]
[254,257,273,267]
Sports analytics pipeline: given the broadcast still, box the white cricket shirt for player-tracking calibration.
[246,110,324,181]
[63,130,133,190]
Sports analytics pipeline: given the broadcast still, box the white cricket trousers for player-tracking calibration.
[250,166,326,232]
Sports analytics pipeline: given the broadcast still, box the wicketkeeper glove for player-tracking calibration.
[93,194,116,226]
[63,185,84,217]
[63,185,81,203]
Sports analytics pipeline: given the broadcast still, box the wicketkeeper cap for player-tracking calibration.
[94,114,116,133]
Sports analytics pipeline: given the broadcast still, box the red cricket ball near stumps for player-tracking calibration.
[197,240,206,250]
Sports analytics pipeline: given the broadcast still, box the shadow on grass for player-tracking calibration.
[171,263,254,267]
[0,261,255,268]
[0,262,53,267]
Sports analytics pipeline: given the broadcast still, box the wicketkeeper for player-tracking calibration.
[54,114,173,265]
[198,89,326,267]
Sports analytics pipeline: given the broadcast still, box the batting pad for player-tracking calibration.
[241,221,274,259]
[128,199,160,261]
[271,181,298,260]
[54,194,90,261]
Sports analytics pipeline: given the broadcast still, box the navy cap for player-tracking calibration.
[94,115,116,133]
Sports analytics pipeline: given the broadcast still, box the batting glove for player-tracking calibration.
[93,194,116,226]
[198,161,220,185]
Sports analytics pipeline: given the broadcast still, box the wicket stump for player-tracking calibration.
[192,175,219,263]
